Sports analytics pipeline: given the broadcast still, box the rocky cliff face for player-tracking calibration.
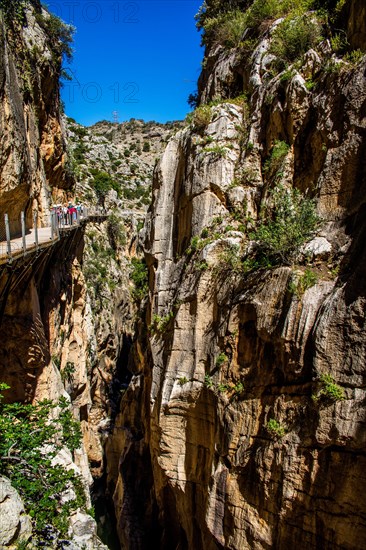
[2,0,366,548]
[107,1,366,548]
[60,117,180,481]
[0,3,110,546]
[0,0,72,227]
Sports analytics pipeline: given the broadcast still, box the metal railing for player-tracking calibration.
[0,206,106,262]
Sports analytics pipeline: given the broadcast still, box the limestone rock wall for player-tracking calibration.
[0,1,72,227]
[108,6,366,549]
[0,208,137,546]
[80,216,135,480]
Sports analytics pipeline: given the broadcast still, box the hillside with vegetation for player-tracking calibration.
[66,118,183,210]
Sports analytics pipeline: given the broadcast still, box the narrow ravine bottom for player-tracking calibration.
[92,333,135,549]
[93,475,120,550]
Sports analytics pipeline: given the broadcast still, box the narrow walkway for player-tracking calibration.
[0,227,55,260]
[0,212,107,265]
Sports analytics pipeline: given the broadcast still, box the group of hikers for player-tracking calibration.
[51,202,85,225]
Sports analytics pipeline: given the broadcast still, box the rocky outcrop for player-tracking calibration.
[0,473,107,550]
[0,1,72,227]
[107,3,366,548]
[0,476,32,548]
[2,0,366,547]
[0,2,138,546]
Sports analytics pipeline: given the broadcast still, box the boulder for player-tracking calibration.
[0,476,32,548]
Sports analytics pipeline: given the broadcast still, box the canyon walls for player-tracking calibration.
[108,1,366,548]
[1,0,366,548]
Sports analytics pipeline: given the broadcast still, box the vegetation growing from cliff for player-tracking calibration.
[266,418,286,438]
[203,374,245,396]
[189,104,213,130]
[312,373,345,403]
[0,0,73,63]
[270,11,323,68]
[61,361,76,383]
[252,184,319,265]
[83,223,126,300]
[288,268,318,297]
[216,352,228,367]
[196,0,318,48]
[209,184,319,277]
[0,0,31,23]
[35,10,74,62]
[195,0,359,75]
[108,212,127,249]
[150,311,175,334]
[0,384,86,544]
[90,169,121,203]
[263,140,290,178]
[130,257,148,301]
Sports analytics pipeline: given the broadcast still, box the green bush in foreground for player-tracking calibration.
[0,384,85,543]
[192,105,212,130]
[270,12,323,64]
[288,268,318,297]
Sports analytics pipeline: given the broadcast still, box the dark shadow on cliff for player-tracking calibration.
[271,203,366,548]
[0,231,83,403]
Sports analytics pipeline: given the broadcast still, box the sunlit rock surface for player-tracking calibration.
[0,476,32,549]
[107,2,366,548]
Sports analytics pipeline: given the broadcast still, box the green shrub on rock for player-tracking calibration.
[263,140,290,178]
[192,105,212,131]
[216,352,228,367]
[270,12,323,64]
[312,373,345,403]
[89,169,120,201]
[251,184,319,265]
[288,268,318,297]
[0,0,30,24]
[0,386,85,544]
[130,257,148,301]
[266,418,286,438]
[108,213,126,248]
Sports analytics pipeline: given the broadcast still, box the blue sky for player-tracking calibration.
[45,0,203,126]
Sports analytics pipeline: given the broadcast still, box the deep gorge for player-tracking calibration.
[0,0,366,549]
